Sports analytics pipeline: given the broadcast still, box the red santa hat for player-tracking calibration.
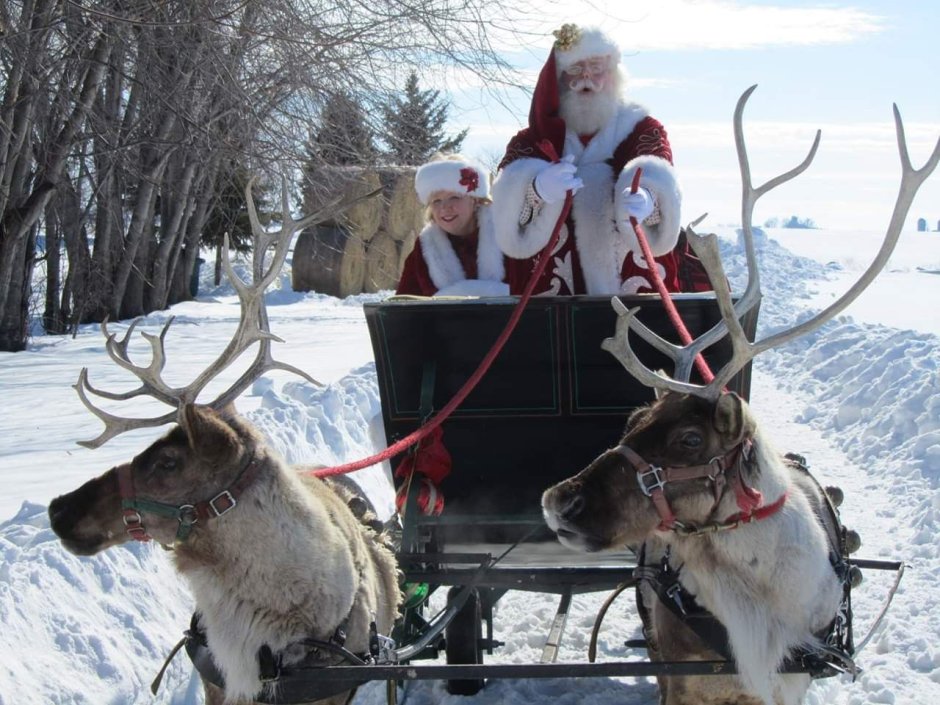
[527,24,622,158]
[414,158,490,205]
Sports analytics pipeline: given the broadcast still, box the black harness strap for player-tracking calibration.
[635,546,733,661]
[635,454,858,679]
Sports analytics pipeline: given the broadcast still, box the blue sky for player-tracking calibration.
[435,1,939,231]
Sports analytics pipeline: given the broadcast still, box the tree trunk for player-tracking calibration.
[148,159,198,310]
[43,198,63,334]
[110,149,173,318]
[0,25,109,350]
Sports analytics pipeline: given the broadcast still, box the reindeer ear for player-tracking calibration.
[713,392,756,445]
[179,404,241,460]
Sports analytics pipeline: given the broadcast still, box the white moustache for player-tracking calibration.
[569,77,601,92]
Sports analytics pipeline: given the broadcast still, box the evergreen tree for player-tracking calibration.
[201,166,271,285]
[311,92,377,166]
[381,72,468,164]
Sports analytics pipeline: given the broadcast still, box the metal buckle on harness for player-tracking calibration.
[665,582,687,615]
[637,465,667,497]
[122,511,148,540]
[374,634,397,664]
[209,491,237,517]
[178,504,198,526]
[369,620,397,664]
[706,455,725,481]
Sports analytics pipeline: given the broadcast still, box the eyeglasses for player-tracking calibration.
[563,57,610,78]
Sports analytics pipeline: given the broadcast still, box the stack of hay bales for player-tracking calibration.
[293,166,424,296]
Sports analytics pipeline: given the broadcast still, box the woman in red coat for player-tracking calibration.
[396,155,512,297]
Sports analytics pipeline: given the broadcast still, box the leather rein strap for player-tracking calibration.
[119,454,262,543]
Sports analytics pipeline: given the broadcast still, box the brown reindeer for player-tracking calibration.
[542,86,940,705]
[48,181,400,705]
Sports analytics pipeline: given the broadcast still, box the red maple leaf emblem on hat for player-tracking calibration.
[458,167,479,193]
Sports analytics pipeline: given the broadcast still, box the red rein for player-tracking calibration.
[628,169,714,385]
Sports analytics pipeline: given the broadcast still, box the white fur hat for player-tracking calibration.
[414,159,490,205]
[552,24,621,74]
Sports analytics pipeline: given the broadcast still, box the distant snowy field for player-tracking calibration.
[1,225,939,705]
[767,227,940,335]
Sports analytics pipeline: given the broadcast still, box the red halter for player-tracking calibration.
[614,440,787,535]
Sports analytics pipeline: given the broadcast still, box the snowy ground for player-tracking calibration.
[1,225,939,705]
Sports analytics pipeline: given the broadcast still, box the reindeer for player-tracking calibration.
[48,181,400,705]
[542,86,940,705]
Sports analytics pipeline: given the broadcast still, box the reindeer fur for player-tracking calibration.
[49,404,400,705]
[542,393,843,705]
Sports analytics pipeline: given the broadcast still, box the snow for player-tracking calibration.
[2,224,940,705]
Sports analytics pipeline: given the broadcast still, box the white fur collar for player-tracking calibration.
[418,205,504,290]
[561,103,650,294]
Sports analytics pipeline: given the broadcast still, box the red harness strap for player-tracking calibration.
[628,169,714,384]
[614,441,786,533]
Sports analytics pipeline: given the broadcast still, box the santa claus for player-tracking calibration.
[492,23,687,295]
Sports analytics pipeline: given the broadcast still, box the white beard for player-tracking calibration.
[559,87,618,136]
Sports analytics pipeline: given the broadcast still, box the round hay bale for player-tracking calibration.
[342,170,382,241]
[414,203,428,233]
[302,166,345,221]
[376,168,401,232]
[292,225,365,297]
[364,230,400,293]
[397,229,419,278]
[303,167,382,242]
[387,169,421,242]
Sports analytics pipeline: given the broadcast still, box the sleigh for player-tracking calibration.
[178,289,903,704]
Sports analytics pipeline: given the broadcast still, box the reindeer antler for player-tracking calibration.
[603,85,940,400]
[75,177,336,448]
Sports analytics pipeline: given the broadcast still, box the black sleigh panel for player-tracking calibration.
[364,295,758,524]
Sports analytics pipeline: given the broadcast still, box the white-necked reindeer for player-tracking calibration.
[48,181,400,705]
[542,86,939,705]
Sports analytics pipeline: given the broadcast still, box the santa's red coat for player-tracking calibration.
[492,104,712,296]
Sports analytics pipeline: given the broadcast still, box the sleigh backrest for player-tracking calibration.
[365,294,759,519]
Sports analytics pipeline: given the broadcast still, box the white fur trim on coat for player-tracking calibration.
[491,157,567,259]
[434,279,510,297]
[418,204,505,291]
[615,155,682,257]
[562,103,651,294]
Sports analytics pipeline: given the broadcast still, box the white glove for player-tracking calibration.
[620,186,655,222]
[534,156,583,204]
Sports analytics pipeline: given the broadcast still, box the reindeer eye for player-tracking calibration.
[679,431,703,449]
[153,452,180,473]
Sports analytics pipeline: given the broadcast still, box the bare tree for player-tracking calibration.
[0,0,514,351]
